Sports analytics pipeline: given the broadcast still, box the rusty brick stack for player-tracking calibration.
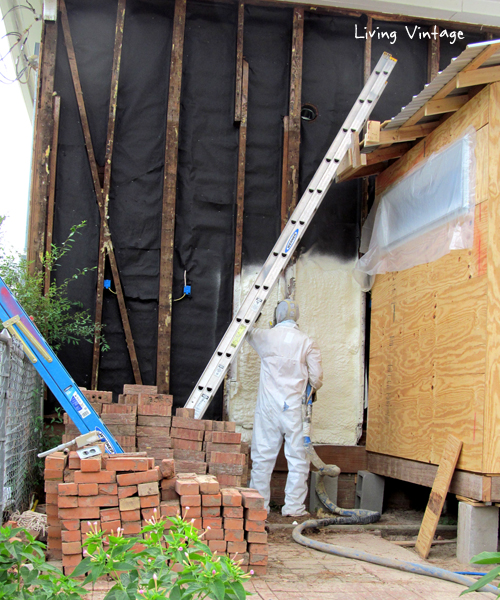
[101,404,137,452]
[135,394,173,461]
[46,450,267,576]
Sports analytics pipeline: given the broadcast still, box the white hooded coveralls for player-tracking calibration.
[247,320,323,516]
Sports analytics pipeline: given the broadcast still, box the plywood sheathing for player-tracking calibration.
[157,0,187,394]
[367,84,492,474]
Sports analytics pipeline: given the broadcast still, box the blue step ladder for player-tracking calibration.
[0,275,123,454]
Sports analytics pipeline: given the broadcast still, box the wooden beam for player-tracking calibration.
[91,0,127,389]
[44,94,60,296]
[27,18,57,275]
[366,122,439,147]
[234,2,244,122]
[338,140,412,183]
[60,0,142,385]
[457,65,500,89]
[364,120,380,145]
[280,116,290,231]
[427,25,440,83]
[363,16,372,85]
[157,0,187,394]
[234,60,249,279]
[424,94,469,116]
[367,452,497,501]
[401,42,500,129]
[284,7,304,217]
[415,435,462,559]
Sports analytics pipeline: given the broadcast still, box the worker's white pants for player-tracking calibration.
[250,401,309,516]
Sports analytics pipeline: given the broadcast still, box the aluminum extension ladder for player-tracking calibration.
[0,276,123,453]
[185,52,397,418]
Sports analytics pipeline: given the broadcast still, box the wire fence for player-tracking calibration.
[0,331,43,514]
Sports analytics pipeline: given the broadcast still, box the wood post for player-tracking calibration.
[427,25,440,83]
[44,94,60,295]
[27,18,58,274]
[156,0,187,394]
[234,2,244,123]
[234,60,249,280]
[360,17,372,228]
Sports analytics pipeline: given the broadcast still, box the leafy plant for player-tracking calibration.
[73,514,252,600]
[0,221,106,352]
[461,552,500,596]
[0,524,86,599]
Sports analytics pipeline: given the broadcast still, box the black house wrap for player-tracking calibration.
[46,0,475,417]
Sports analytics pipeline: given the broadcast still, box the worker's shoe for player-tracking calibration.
[284,510,310,518]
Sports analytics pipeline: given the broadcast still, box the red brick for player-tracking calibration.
[205,442,242,454]
[208,540,226,552]
[61,530,81,543]
[62,554,82,567]
[74,470,116,484]
[171,416,205,431]
[227,541,247,554]
[175,479,199,496]
[161,489,178,502]
[121,509,141,522]
[202,505,220,517]
[62,542,81,555]
[210,452,245,466]
[67,452,81,470]
[240,490,265,510]
[224,422,236,433]
[141,507,160,521]
[59,507,99,520]
[224,518,243,530]
[215,474,242,486]
[122,521,141,535]
[225,529,245,542]
[119,497,141,512]
[203,420,213,431]
[80,456,102,473]
[174,460,207,475]
[58,496,78,508]
[203,517,222,529]
[221,488,242,507]
[46,504,58,517]
[81,520,101,534]
[245,508,267,521]
[190,518,202,529]
[137,394,172,416]
[231,552,249,565]
[78,495,118,508]
[246,531,267,544]
[118,485,138,499]
[101,520,122,535]
[212,422,224,432]
[47,516,60,527]
[160,500,180,518]
[48,538,62,550]
[106,457,149,472]
[140,495,160,509]
[171,438,203,451]
[46,493,58,505]
[175,407,195,418]
[45,480,59,494]
[58,482,78,496]
[224,506,243,518]
[137,415,171,427]
[180,494,201,507]
[248,543,268,555]
[78,483,98,496]
[61,520,80,531]
[83,390,113,404]
[211,432,241,444]
[249,554,268,566]
[63,468,75,483]
[244,520,266,532]
[204,527,224,540]
[44,469,64,481]
[171,428,204,442]
[99,483,118,496]
[250,565,267,575]
[48,526,61,539]
[138,481,159,496]
[102,403,137,414]
[161,478,176,490]
[182,506,201,519]
[173,448,206,462]
[100,507,121,522]
[116,468,160,486]
[196,476,220,495]
[201,493,221,507]
[45,452,67,471]
[160,458,176,479]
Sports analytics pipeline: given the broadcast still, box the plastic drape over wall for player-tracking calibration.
[0,333,43,513]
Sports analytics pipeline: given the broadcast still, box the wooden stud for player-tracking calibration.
[364,121,380,145]
[424,95,469,116]
[284,7,304,217]
[457,65,500,89]
[91,0,127,389]
[27,19,58,275]
[234,60,249,279]
[280,116,289,231]
[366,122,439,147]
[427,25,440,83]
[60,0,142,385]
[415,435,462,559]
[234,2,244,123]
[44,94,61,295]
[360,16,372,228]
[157,0,187,394]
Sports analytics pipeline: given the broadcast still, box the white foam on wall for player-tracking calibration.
[226,250,364,446]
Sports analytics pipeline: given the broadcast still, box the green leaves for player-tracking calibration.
[461,551,500,596]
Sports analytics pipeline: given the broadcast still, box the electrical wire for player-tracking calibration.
[173,270,187,302]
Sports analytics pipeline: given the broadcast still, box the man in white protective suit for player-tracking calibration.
[247,299,323,517]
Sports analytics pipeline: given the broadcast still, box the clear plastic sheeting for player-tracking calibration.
[354,130,476,291]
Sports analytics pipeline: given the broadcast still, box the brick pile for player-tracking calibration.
[45,451,267,576]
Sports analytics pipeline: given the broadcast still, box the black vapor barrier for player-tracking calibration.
[50,0,436,414]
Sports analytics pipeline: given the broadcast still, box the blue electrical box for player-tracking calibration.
[184,285,191,296]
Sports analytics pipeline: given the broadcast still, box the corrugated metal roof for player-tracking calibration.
[384,39,500,131]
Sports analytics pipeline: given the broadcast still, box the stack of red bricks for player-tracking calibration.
[45,450,267,575]
[174,474,268,574]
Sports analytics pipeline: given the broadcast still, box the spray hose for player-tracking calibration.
[298,386,499,596]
